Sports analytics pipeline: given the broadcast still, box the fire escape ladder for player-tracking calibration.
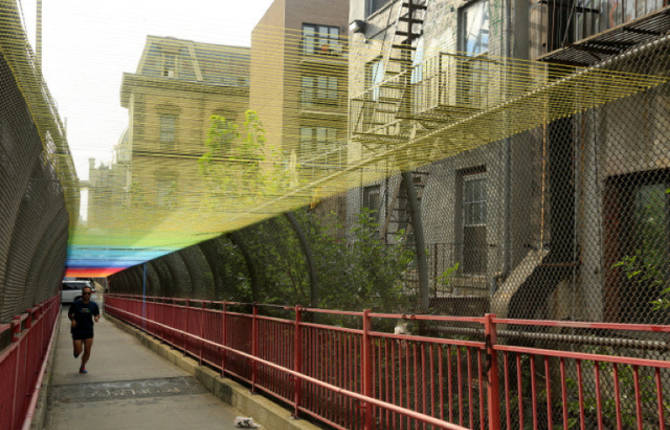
[351,0,428,146]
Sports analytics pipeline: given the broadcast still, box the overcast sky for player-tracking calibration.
[19,0,275,181]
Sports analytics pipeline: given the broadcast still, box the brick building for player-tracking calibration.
[345,0,670,322]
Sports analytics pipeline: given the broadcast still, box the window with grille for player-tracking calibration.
[461,171,487,274]
[159,114,176,149]
[302,24,341,56]
[573,0,667,41]
[363,185,381,221]
[604,170,670,323]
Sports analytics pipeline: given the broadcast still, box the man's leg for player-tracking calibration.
[80,337,94,372]
[72,339,83,358]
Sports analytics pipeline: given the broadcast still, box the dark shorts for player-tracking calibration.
[71,330,94,340]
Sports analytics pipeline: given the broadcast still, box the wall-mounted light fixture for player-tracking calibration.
[349,19,366,34]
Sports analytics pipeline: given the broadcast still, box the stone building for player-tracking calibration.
[117,36,249,225]
[345,0,670,322]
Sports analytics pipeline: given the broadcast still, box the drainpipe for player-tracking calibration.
[402,171,429,312]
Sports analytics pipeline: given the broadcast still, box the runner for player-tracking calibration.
[68,285,100,374]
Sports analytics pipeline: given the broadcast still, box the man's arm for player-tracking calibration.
[93,303,100,323]
[68,303,77,327]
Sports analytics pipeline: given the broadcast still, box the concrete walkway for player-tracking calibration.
[47,301,254,430]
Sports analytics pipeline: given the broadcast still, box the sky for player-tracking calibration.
[18,0,275,181]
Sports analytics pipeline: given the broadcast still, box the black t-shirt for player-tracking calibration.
[68,299,100,333]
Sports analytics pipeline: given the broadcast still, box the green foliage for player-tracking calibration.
[196,111,414,312]
[565,362,658,429]
[206,207,414,314]
[198,111,289,207]
[311,208,414,312]
[437,262,460,292]
[611,187,670,316]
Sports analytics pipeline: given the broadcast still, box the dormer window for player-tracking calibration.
[163,54,176,77]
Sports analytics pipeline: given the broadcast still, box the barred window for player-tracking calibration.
[462,171,488,274]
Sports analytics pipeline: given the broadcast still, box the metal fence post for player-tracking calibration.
[221,302,227,377]
[199,301,205,365]
[293,305,302,418]
[484,313,501,430]
[184,299,190,355]
[362,309,374,430]
[11,316,21,430]
[251,304,258,393]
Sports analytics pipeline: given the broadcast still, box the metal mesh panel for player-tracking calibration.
[0,56,68,322]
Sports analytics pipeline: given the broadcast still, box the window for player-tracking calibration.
[159,114,176,148]
[573,0,665,40]
[461,171,487,274]
[363,185,381,221]
[604,171,670,323]
[366,58,385,101]
[299,126,337,157]
[302,24,341,56]
[163,54,176,77]
[301,75,338,107]
[367,0,391,16]
[459,0,490,56]
[410,37,425,84]
[156,173,177,210]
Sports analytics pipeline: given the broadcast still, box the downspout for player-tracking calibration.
[402,171,430,311]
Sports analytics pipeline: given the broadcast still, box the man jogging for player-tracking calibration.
[68,285,100,374]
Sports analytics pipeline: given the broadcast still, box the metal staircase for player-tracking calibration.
[350,0,429,145]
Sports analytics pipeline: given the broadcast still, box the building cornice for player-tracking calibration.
[120,73,249,107]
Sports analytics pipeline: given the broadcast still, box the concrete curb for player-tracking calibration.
[30,308,61,430]
[105,313,321,430]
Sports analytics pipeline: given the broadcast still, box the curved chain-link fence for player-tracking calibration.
[0,1,77,323]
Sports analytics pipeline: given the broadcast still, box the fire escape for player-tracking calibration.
[350,0,430,245]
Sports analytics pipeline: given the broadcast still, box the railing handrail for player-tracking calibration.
[105,294,670,430]
[106,293,670,334]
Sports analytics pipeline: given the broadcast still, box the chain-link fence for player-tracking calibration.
[111,34,670,325]
[0,1,76,323]
[108,26,670,430]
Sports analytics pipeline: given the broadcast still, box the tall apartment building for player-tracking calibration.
[346,0,670,322]
[88,36,249,231]
[250,0,349,217]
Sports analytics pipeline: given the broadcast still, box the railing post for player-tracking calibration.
[362,309,374,430]
[11,316,21,430]
[199,302,205,365]
[251,303,258,394]
[11,315,21,342]
[484,313,501,430]
[221,302,227,377]
[184,299,190,355]
[293,305,302,418]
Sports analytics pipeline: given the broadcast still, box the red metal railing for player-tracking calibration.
[0,295,60,430]
[105,294,670,430]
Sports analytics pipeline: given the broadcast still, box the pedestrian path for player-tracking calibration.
[47,304,252,430]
